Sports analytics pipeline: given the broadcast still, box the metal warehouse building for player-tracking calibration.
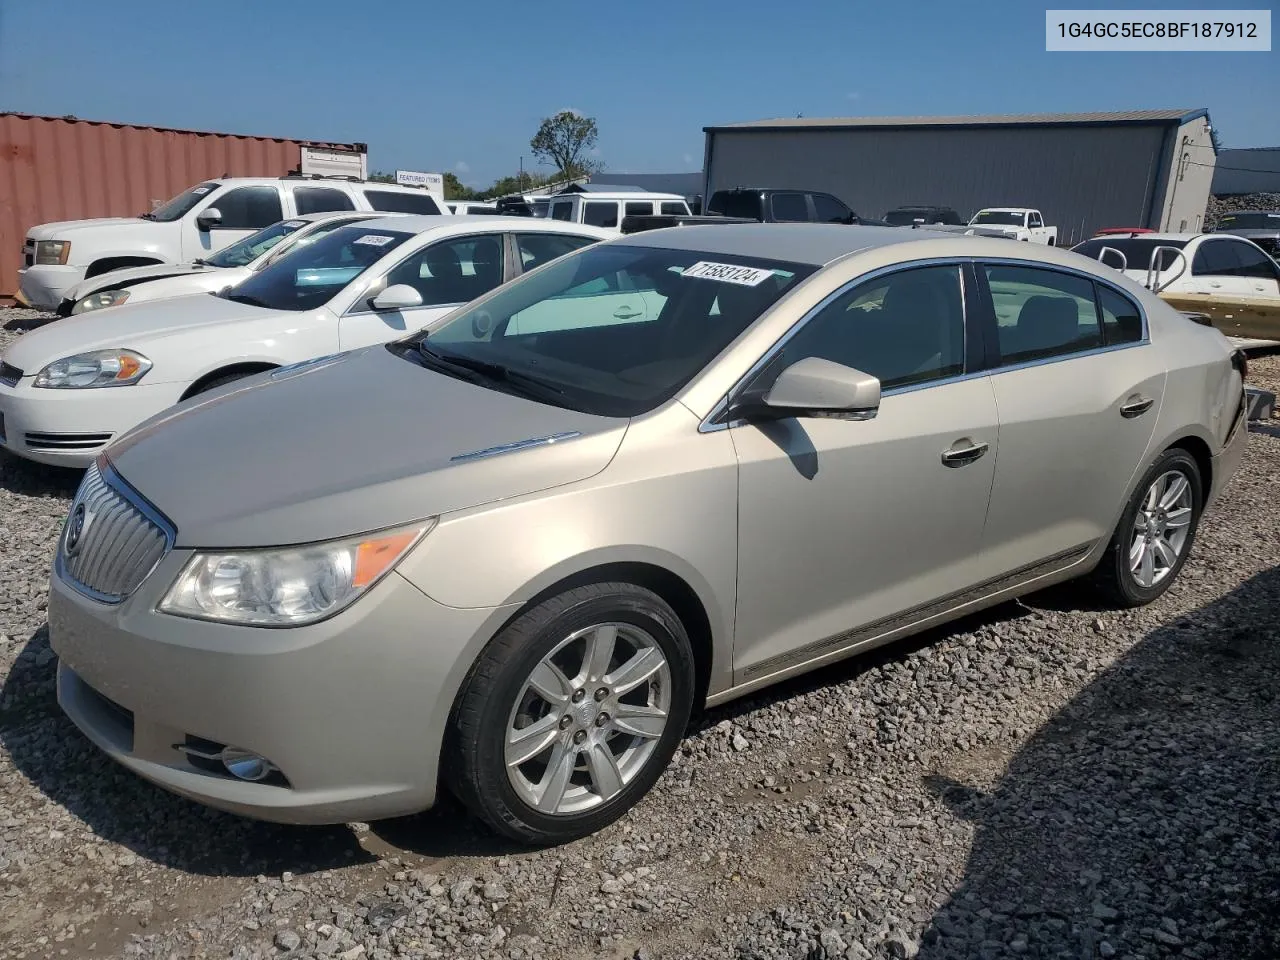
[702,108,1216,245]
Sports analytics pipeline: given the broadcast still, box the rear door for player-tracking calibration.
[977,261,1164,577]
[768,192,810,223]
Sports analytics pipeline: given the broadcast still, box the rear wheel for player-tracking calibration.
[1092,449,1202,606]
[447,582,695,845]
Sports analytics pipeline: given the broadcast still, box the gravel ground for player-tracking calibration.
[2,306,1278,960]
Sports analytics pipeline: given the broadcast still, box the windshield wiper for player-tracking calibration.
[417,343,566,404]
[139,212,156,221]
[222,292,271,308]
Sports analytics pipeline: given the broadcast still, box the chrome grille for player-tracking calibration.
[57,462,174,603]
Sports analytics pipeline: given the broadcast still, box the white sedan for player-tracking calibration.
[0,216,612,467]
[57,211,407,317]
[1072,232,1280,301]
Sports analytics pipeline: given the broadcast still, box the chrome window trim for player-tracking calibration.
[697,257,971,433]
[698,255,1153,433]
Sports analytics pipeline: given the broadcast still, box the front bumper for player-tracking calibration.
[18,264,86,311]
[50,550,513,824]
[0,378,185,468]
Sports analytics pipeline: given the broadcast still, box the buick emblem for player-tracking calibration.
[65,503,87,555]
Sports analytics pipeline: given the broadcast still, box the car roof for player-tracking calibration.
[977,207,1033,213]
[614,223,964,266]
[556,191,687,201]
[1082,232,1204,242]
[354,214,612,236]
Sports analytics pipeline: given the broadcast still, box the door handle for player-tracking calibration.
[1120,395,1154,418]
[940,439,989,467]
[613,306,642,319]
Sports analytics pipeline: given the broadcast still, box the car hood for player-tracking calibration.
[27,218,154,239]
[66,262,216,301]
[105,346,630,548]
[2,293,275,370]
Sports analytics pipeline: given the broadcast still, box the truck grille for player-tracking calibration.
[0,362,20,387]
[56,461,174,603]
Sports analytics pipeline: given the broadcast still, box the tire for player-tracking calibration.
[1047,238,1055,247]
[446,582,695,845]
[1092,448,1203,607]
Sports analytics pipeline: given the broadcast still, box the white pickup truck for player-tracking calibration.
[18,176,445,310]
[963,208,1058,244]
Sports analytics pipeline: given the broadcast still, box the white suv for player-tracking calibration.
[19,176,447,310]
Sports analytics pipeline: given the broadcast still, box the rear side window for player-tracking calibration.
[294,187,356,215]
[625,201,654,217]
[1098,286,1143,345]
[811,194,851,223]
[550,201,574,221]
[770,192,809,222]
[212,186,283,230]
[660,201,688,215]
[985,264,1102,365]
[363,190,441,214]
[516,232,600,272]
[708,191,763,219]
[583,201,619,228]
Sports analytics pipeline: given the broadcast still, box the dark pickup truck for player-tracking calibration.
[621,187,888,234]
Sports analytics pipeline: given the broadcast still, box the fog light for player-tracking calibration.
[220,747,277,782]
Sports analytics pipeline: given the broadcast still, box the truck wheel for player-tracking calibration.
[1047,238,1055,247]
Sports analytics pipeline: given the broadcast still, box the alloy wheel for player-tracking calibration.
[1129,469,1194,588]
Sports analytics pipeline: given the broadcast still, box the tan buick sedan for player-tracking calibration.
[49,225,1248,845]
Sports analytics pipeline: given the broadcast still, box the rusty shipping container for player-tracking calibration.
[0,112,365,299]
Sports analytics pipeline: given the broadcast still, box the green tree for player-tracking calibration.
[1210,126,1224,152]
[443,172,476,200]
[368,170,396,183]
[530,111,601,179]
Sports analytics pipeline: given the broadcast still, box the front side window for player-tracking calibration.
[770,192,809,222]
[708,191,763,219]
[768,265,964,392]
[363,190,441,214]
[379,234,505,307]
[516,233,600,272]
[811,194,851,224]
[986,264,1102,365]
[149,182,221,222]
[1029,212,1043,228]
[583,201,619,228]
[1192,240,1239,276]
[294,187,356,214]
[212,186,284,230]
[549,201,573,221]
[1099,285,1144,345]
[411,244,815,417]
[204,219,306,268]
[1228,240,1280,280]
[222,225,412,312]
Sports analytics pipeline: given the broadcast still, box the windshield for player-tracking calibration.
[971,211,1026,226]
[221,225,413,312]
[149,182,220,222]
[400,243,816,417]
[707,191,763,220]
[204,219,307,268]
[884,209,944,226]
[1072,237,1189,272]
[1217,212,1280,230]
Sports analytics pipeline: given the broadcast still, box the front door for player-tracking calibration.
[978,262,1165,577]
[183,185,285,259]
[339,233,509,350]
[731,263,999,682]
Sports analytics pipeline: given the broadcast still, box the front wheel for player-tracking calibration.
[1092,448,1203,607]
[446,582,695,845]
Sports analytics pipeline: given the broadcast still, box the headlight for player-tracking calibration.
[34,240,71,265]
[158,522,435,627]
[71,289,131,314]
[33,349,152,389]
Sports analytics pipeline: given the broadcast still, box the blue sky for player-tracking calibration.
[1,0,1275,187]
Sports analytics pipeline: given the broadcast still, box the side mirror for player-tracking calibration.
[370,283,424,311]
[732,357,881,422]
[196,208,223,231]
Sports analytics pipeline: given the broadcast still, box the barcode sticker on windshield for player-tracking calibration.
[682,261,774,286]
[192,186,211,195]
[282,219,307,228]
[354,234,395,247]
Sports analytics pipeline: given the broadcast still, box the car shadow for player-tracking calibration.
[0,625,375,877]
[916,565,1280,959]
[1,311,56,332]
[0,449,84,496]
